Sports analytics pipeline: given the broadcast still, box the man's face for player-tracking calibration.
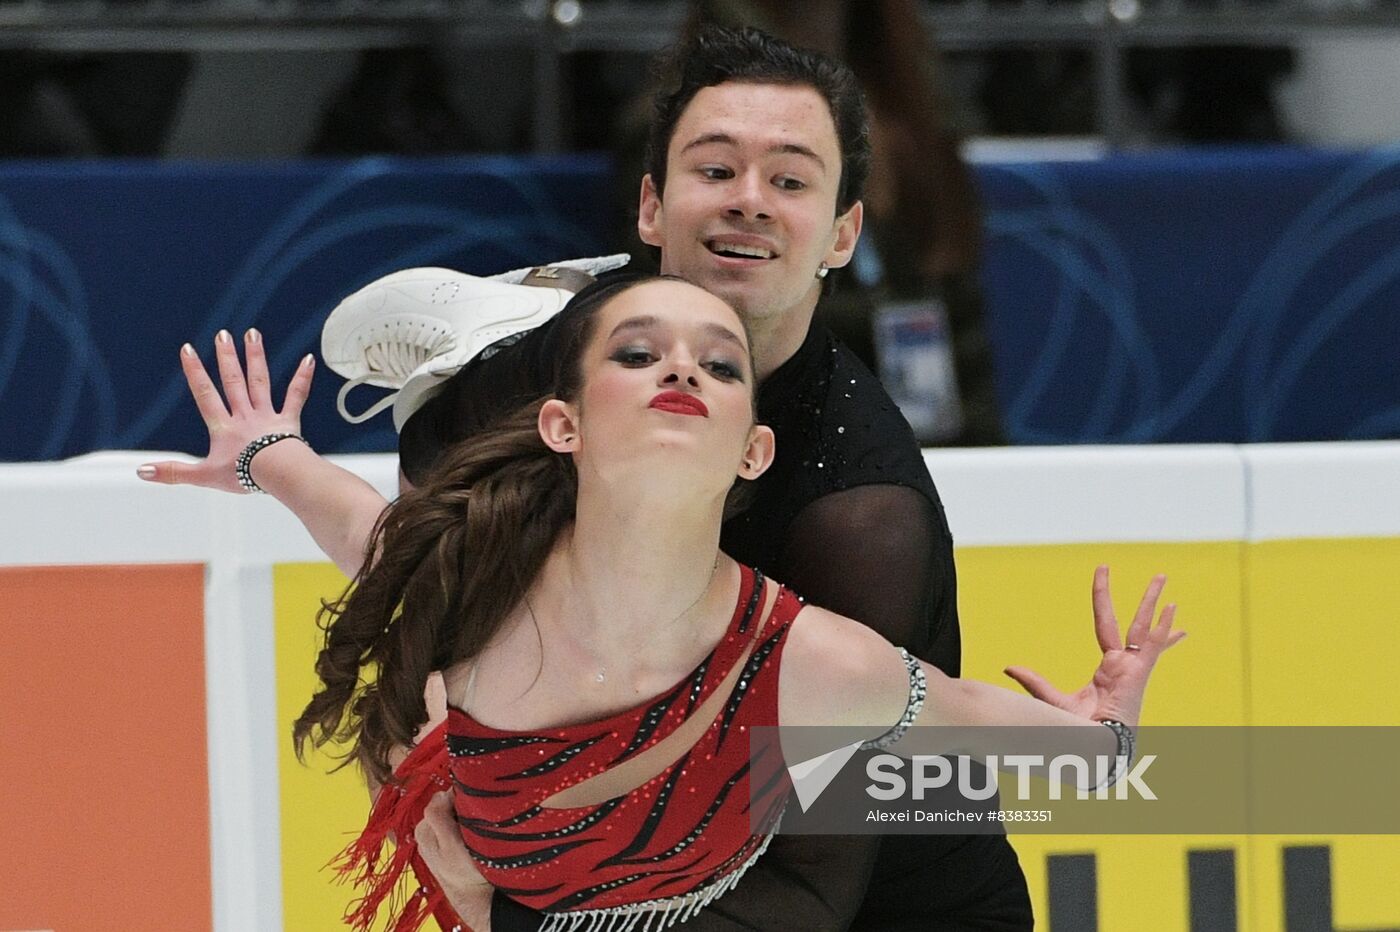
[638,81,862,327]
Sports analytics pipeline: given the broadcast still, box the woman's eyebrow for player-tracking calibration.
[607,316,659,339]
[702,322,746,350]
[609,315,744,351]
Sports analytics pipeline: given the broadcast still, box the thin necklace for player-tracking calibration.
[537,555,722,685]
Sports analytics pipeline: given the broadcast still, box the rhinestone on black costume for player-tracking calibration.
[500,734,607,781]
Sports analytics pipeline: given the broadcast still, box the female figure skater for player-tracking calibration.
[145,275,1181,931]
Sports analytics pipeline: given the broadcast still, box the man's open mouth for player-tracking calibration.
[706,240,777,260]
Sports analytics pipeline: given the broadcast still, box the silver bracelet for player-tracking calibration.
[1093,719,1136,790]
[861,648,927,751]
[234,432,308,493]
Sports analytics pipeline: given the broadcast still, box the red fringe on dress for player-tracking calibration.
[331,722,469,932]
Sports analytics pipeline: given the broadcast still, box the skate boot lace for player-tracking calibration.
[335,322,457,424]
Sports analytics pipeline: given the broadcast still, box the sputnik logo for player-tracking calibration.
[786,741,866,812]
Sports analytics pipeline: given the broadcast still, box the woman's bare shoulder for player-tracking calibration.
[779,604,907,730]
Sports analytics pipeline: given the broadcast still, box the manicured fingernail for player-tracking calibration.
[181,343,196,357]
[137,465,156,479]
[217,329,231,344]
[302,353,315,368]
[246,328,261,344]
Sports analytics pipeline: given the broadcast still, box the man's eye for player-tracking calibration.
[700,166,734,181]
[611,348,655,366]
[777,176,806,191]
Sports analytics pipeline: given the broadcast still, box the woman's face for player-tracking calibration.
[546,278,773,496]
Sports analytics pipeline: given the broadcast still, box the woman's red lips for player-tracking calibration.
[650,391,709,417]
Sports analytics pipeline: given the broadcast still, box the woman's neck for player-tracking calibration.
[532,483,730,664]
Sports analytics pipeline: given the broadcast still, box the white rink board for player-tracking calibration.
[1243,442,1400,540]
[924,445,1248,546]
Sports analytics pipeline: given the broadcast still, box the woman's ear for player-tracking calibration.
[539,399,580,453]
[738,424,776,480]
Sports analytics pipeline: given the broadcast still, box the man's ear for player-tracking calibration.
[638,174,665,248]
[539,399,580,453]
[738,424,776,481]
[823,200,864,270]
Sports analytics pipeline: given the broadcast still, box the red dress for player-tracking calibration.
[340,566,799,932]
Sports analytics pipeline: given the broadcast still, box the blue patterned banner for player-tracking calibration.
[0,156,611,461]
[2,148,1397,462]
[980,147,1400,444]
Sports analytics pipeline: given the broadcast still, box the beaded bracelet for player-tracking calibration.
[1093,719,1137,790]
[234,432,309,494]
[861,648,928,751]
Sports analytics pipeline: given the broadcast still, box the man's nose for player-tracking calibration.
[726,170,772,221]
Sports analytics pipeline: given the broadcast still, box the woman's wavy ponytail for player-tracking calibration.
[292,400,576,784]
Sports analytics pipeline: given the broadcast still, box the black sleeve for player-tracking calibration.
[677,833,876,931]
[490,834,874,932]
[779,483,960,677]
[489,891,546,932]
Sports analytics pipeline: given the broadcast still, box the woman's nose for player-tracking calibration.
[662,369,701,388]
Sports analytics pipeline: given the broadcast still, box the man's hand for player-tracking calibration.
[416,791,494,931]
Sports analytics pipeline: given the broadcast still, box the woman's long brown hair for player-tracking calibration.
[292,274,753,784]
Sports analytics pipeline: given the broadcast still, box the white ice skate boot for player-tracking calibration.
[321,254,628,429]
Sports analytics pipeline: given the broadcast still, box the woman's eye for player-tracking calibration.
[705,360,744,381]
[611,347,655,366]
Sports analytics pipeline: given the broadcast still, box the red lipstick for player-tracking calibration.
[650,390,709,417]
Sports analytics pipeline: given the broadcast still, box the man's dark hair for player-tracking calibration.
[646,25,870,216]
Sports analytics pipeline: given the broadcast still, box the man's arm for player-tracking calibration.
[779,483,958,675]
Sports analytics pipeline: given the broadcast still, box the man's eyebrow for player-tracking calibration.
[680,133,827,171]
[770,142,826,171]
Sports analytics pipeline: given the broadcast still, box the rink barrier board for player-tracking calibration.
[0,562,211,932]
[1,443,1396,931]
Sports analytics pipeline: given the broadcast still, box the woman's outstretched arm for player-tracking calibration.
[781,566,1185,749]
[138,329,387,577]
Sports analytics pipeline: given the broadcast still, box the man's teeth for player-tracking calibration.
[710,242,773,259]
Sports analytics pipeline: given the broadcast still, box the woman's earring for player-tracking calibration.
[815,263,829,280]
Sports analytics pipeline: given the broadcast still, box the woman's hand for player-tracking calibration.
[1004,566,1185,728]
[138,329,314,493]
[416,791,494,930]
